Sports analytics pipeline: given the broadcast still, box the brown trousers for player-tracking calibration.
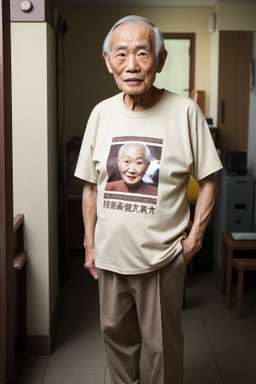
[98,252,186,384]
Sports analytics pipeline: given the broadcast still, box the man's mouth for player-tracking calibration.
[125,78,143,85]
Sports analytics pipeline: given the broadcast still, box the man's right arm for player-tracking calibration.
[82,181,98,280]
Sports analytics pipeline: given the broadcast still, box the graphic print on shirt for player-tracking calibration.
[103,136,163,215]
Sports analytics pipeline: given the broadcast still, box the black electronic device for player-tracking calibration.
[226,151,247,175]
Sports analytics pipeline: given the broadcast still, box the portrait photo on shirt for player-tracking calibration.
[105,136,163,198]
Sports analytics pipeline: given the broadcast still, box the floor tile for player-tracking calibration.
[184,355,218,373]
[215,356,256,373]
[211,342,256,359]
[15,257,256,384]
[105,362,151,384]
[184,341,213,357]
[221,372,256,384]
[16,356,49,384]
[42,368,105,384]
[46,352,106,372]
[184,372,223,384]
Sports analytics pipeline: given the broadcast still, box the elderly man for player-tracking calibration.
[75,15,222,384]
[105,142,158,195]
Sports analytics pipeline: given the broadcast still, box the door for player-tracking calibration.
[0,1,14,383]
[218,31,253,162]
[154,33,195,97]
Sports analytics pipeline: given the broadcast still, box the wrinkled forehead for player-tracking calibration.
[111,21,155,50]
[122,144,146,158]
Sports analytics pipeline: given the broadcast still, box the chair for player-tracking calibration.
[231,258,256,319]
[220,233,256,318]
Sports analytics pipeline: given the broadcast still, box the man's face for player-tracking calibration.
[117,144,150,190]
[104,22,163,96]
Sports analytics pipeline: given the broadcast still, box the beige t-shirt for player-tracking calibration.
[75,91,222,274]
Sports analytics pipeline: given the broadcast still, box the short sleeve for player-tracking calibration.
[189,108,222,181]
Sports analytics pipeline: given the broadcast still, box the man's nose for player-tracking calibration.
[126,55,139,72]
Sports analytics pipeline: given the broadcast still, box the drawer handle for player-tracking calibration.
[234,204,247,210]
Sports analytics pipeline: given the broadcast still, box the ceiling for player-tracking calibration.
[57,0,256,7]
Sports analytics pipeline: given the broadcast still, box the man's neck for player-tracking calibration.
[124,87,164,112]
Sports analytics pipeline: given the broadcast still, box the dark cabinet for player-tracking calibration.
[218,31,253,163]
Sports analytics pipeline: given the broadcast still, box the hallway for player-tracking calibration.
[17,254,256,384]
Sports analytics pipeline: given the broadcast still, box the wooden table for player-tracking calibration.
[220,233,256,308]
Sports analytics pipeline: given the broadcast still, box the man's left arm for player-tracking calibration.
[182,173,218,265]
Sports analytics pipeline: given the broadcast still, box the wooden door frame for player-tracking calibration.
[163,33,195,96]
[0,1,14,383]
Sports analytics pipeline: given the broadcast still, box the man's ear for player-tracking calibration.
[116,158,120,170]
[103,52,113,74]
[156,49,168,74]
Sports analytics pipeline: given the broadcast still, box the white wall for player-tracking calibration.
[209,3,220,126]
[209,31,219,126]
[11,23,58,337]
[219,2,256,31]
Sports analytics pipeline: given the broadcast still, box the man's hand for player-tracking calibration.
[182,232,202,265]
[182,173,218,265]
[82,181,98,279]
[84,245,98,280]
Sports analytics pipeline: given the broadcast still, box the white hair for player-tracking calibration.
[118,142,152,163]
[102,15,165,64]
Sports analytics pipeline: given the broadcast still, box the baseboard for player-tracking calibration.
[27,334,52,355]
[27,292,61,355]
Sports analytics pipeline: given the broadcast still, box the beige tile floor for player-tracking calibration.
[16,254,256,384]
